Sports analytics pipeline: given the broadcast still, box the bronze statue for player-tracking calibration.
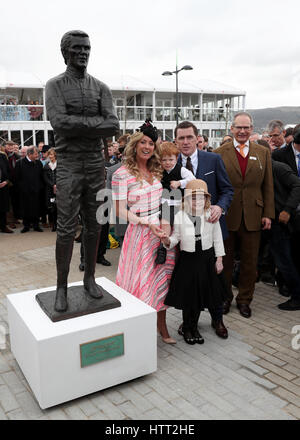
[45,30,119,312]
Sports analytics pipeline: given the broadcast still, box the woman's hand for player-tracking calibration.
[138,216,149,226]
[161,236,170,247]
[149,224,166,239]
[0,181,8,189]
[215,257,223,274]
[53,184,57,194]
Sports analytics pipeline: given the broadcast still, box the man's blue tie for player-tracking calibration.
[298,153,300,177]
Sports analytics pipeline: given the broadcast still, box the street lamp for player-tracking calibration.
[162,64,193,126]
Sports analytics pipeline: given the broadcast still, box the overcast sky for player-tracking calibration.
[1,0,300,109]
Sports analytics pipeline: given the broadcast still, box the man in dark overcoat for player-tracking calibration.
[15,146,44,232]
[0,150,13,233]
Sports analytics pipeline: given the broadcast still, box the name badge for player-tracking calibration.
[249,156,257,160]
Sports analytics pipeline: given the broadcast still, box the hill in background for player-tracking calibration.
[247,107,300,132]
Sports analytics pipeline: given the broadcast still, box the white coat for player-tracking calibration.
[165,209,225,257]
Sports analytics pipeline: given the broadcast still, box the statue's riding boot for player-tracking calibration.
[83,233,104,299]
[54,239,74,312]
[79,240,85,272]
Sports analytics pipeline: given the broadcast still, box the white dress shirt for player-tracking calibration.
[165,209,225,256]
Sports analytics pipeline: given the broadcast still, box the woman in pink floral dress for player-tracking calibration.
[112,121,176,344]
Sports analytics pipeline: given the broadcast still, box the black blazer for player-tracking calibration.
[272,143,298,174]
[272,160,300,214]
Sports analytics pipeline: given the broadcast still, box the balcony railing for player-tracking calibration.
[0,105,44,121]
[116,106,235,123]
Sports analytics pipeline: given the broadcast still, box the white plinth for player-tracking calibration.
[7,277,157,409]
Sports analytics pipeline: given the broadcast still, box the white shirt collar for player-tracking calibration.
[26,156,32,162]
[233,139,250,148]
[181,149,198,161]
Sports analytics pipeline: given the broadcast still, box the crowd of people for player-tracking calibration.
[0,141,57,233]
[1,114,300,346]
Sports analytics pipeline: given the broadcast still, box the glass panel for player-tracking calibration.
[165,129,174,142]
[212,129,226,138]
[156,108,163,121]
[1,88,44,105]
[191,94,199,106]
[134,108,146,121]
[125,108,134,120]
[35,131,45,146]
[0,131,8,143]
[48,130,55,148]
[191,107,200,121]
[145,109,153,120]
[23,131,34,146]
[116,107,124,120]
[182,94,190,106]
[10,131,21,146]
[126,96,134,106]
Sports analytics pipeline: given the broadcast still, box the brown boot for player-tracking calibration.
[211,320,228,339]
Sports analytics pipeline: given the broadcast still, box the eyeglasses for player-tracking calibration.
[270,133,281,138]
[233,126,252,131]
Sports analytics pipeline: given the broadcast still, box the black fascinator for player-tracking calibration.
[138,119,158,143]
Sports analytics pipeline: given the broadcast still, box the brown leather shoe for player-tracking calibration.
[223,300,231,315]
[1,226,14,233]
[237,303,251,318]
[211,320,228,339]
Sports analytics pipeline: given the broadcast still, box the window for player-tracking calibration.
[11,131,21,146]
[164,130,174,142]
[36,131,45,146]
[211,129,225,138]
[48,131,55,148]
[23,130,33,146]
[0,131,8,143]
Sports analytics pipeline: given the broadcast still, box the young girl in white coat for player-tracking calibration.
[162,179,228,345]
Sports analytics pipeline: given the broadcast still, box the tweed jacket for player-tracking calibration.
[214,141,275,231]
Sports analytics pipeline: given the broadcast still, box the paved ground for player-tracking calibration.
[0,226,300,420]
